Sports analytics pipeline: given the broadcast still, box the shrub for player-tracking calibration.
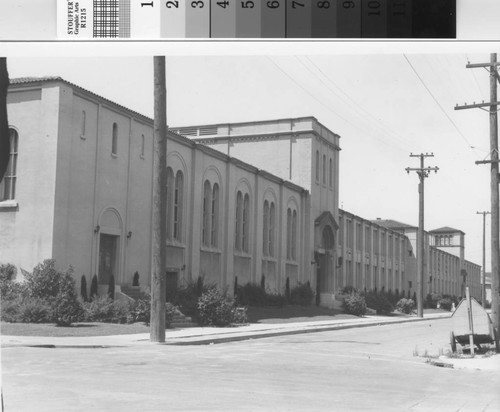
[285,277,290,302]
[84,296,132,324]
[342,293,367,316]
[80,275,88,302]
[132,271,140,286]
[236,282,267,306]
[290,282,314,306]
[342,285,357,295]
[232,306,248,324]
[197,288,242,326]
[266,293,287,307]
[108,275,115,300]
[425,293,442,309]
[132,296,151,324]
[260,275,265,290]
[438,298,453,311]
[164,302,177,328]
[52,273,84,326]
[364,291,393,314]
[1,297,52,323]
[173,277,216,319]
[90,274,98,301]
[396,298,415,314]
[24,259,64,299]
[0,264,25,301]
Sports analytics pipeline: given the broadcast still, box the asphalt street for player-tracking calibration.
[2,318,499,411]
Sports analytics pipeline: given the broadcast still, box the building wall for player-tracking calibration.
[1,84,61,272]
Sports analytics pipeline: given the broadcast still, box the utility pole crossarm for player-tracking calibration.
[466,62,500,69]
[455,102,500,110]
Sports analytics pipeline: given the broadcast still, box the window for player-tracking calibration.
[211,184,219,247]
[286,207,298,260]
[111,123,118,155]
[202,180,211,247]
[329,158,333,187]
[0,129,18,201]
[166,168,174,240]
[263,201,269,256]
[173,171,183,241]
[315,150,320,182]
[81,110,86,138]
[322,154,326,184]
[242,194,250,252]
[141,134,145,158]
[269,202,275,257]
[235,191,243,251]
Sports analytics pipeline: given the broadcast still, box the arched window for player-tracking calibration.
[165,167,174,240]
[322,154,326,184]
[235,191,243,250]
[0,129,18,201]
[211,183,219,247]
[111,122,118,155]
[141,134,145,158]
[292,210,297,260]
[329,158,333,187]
[286,208,298,260]
[242,194,250,252]
[173,171,183,241]
[315,150,320,182]
[81,110,86,137]
[202,180,211,247]
[269,202,275,257]
[263,200,269,256]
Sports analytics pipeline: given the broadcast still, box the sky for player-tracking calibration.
[3,42,499,270]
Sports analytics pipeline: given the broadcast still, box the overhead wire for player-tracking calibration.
[403,54,480,157]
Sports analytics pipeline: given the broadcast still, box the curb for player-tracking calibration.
[1,314,452,349]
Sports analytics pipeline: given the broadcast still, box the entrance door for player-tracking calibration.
[99,234,118,284]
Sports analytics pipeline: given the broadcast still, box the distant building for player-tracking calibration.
[0,76,481,303]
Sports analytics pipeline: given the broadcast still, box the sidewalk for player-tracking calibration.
[1,312,451,348]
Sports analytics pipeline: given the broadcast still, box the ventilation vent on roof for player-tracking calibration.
[177,127,198,137]
[198,126,218,136]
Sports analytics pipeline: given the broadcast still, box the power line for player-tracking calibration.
[403,54,479,154]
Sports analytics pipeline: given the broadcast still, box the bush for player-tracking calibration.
[290,282,314,306]
[84,296,132,324]
[164,302,177,328]
[235,282,267,306]
[132,296,151,324]
[108,274,115,300]
[173,277,215,319]
[438,298,453,311]
[364,291,394,314]
[266,293,287,307]
[342,285,358,295]
[80,275,88,302]
[90,274,98,301]
[197,288,244,326]
[342,293,366,316]
[24,259,65,299]
[0,264,25,301]
[396,298,415,314]
[1,297,53,323]
[132,271,140,286]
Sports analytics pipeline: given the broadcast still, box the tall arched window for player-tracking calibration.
[269,202,275,257]
[111,122,118,155]
[165,167,174,240]
[322,154,326,184]
[292,210,297,260]
[286,208,292,260]
[235,191,243,250]
[81,110,86,137]
[211,183,219,247]
[315,150,320,182]
[329,158,333,187]
[242,194,250,252]
[0,129,18,201]
[263,200,270,256]
[202,180,212,247]
[173,171,183,241]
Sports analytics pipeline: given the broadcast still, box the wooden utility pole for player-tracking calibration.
[150,56,167,343]
[455,53,500,347]
[406,153,439,318]
[476,211,490,306]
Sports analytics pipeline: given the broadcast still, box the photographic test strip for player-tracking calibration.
[58,0,456,39]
